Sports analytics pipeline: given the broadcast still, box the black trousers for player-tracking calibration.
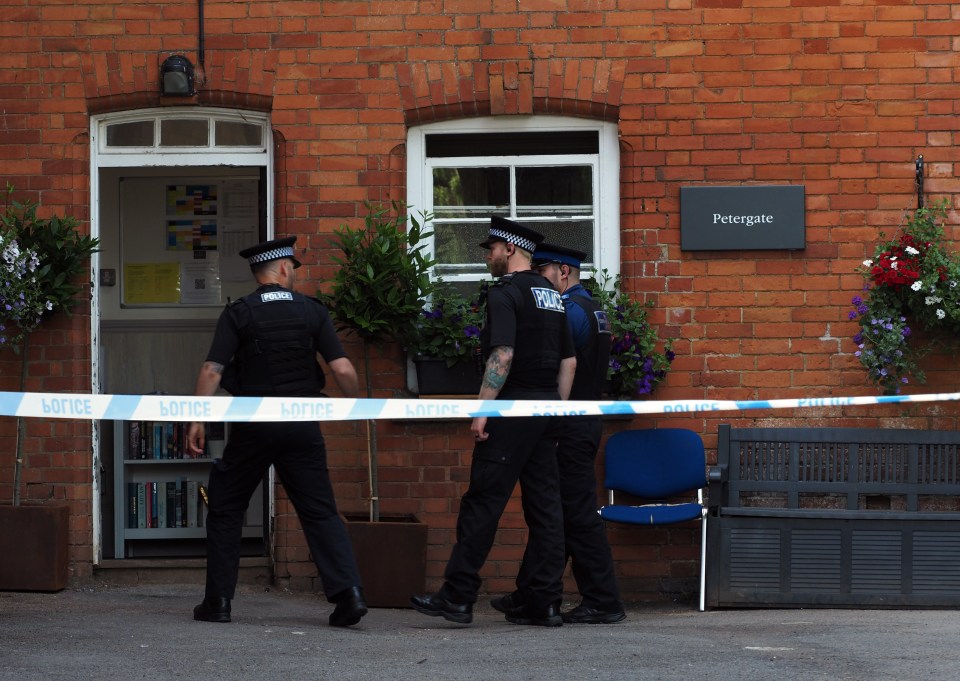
[204,421,360,602]
[517,415,622,610]
[439,412,565,610]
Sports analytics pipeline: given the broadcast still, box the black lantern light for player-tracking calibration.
[160,55,195,97]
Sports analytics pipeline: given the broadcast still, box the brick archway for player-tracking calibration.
[396,60,623,125]
[81,52,275,114]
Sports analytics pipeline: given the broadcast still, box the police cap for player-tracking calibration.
[478,216,544,252]
[239,236,302,269]
[531,242,587,269]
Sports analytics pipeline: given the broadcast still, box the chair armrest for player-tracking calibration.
[707,464,727,511]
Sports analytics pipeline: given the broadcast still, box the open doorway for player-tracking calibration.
[90,109,273,564]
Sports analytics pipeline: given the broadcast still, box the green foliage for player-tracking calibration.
[407,282,483,367]
[0,185,99,352]
[850,200,960,394]
[320,202,437,344]
[586,269,674,399]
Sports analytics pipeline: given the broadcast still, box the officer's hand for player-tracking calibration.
[186,422,206,457]
[471,416,489,442]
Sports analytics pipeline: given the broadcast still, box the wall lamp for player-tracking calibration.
[160,55,195,97]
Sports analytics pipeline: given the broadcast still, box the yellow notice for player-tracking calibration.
[124,263,181,304]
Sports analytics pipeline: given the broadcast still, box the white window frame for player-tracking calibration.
[406,116,620,284]
[94,107,270,167]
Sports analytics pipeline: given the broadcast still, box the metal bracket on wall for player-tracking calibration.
[916,154,924,209]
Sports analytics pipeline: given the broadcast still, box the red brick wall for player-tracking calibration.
[3,0,960,601]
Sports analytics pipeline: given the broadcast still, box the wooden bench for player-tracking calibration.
[705,425,960,608]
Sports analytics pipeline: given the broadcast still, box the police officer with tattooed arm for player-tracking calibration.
[187,236,368,628]
[411,217,577,627]
[492,243,626,624]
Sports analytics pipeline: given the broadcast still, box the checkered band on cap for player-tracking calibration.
[489,227,538,252]
[247,245,295,265]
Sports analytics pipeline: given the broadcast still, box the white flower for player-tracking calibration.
[937,309,946,319]
[925,296,942,305]
[863,259,873,267]
[905,246,920,255]
[890,260,899,270]
[911,281,923,291]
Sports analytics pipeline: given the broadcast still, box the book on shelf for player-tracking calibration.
[187,480,198,528]
[174,477,184,528]
[166,483,176,528]
[137,483,146,528]
[156,481,167,529]
[127,482,138,529]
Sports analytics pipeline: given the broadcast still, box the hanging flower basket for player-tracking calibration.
[849,200,960,394]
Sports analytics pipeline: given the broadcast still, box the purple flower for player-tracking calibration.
[848,311,857,320]
[665,350,676,362]
[902,327,912,337]
[852,296,862,305]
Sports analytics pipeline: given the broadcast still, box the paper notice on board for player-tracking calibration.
[220,180,260,281]
[124,263,181,304]
[180,261,222,305]
[220,226,258,282]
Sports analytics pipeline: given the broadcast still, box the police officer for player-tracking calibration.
[410,217,576,627]
[187,236,367,628]
[492,242,625,624]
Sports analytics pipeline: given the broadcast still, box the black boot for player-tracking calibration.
[193,596,231,623]
[329,586,368,627]
[505,601,563,627]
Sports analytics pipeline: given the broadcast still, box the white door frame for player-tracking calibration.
[88,107,273,563]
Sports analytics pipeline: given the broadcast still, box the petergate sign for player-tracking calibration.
[680,185,805,251]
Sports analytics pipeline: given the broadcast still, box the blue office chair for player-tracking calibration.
[599,428,708,611]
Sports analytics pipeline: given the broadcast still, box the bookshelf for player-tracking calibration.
[112,420,265,559]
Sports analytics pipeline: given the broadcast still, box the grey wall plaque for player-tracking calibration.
[680,185,805,251]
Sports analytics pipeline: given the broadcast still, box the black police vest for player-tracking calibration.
[227,288,325,397]
[567,293,612,401]
[481,270,567,392]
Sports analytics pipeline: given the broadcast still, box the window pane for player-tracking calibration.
[426,131,599,157]
[106,121,154,147]
[160,119,209,146]
[215,120,262,146]
[516,166,593,218]
[433,167,509,219]
[434,221,493,265]
[524,219,595,262]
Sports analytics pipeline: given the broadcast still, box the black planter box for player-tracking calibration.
[413,357,481,395]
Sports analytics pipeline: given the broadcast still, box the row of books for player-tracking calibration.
[126,421,225,460]
[126,479,207,529]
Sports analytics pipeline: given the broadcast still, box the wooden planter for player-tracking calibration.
[344,514,427,608]
[413,357,481,395]
[0,502,70,592]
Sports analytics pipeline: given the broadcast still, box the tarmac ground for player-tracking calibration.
[2,583,960,681]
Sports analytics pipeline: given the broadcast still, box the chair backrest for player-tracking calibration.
[604,428,706,499]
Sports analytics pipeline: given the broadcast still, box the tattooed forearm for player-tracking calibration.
[204,361,225,375]
[481,346,513,394]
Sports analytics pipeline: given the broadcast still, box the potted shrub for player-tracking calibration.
[407,282,484,395]
[0,185,99,591]
[319,201,435,606]
[586,269,675,399]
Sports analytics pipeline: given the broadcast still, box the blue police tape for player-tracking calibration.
[4,390,960,422]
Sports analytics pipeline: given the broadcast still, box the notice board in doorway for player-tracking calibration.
[119,177,264,307]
